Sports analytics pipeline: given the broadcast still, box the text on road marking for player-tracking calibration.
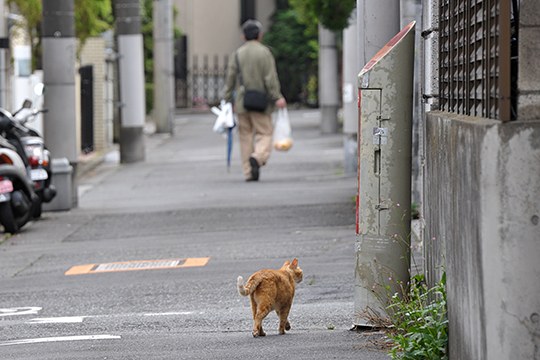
[65,257,210,275]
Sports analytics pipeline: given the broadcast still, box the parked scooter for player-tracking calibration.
[0,133,39,233]
[13,101,56,217]
[0,100,56,219]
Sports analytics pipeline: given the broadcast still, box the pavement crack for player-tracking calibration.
[12,254,45,278]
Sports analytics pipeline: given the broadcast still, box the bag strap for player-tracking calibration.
[235,52,244,87]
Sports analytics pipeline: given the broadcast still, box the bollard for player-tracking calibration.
[43,158,73,211]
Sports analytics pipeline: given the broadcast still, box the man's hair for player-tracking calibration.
[242,19,262,40]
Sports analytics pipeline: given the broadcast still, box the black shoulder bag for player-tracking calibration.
[235,52,268,112]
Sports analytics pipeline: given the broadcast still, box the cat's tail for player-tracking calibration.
[237,275,261,296]
[237,276,248,296]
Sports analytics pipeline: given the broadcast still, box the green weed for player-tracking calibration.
[386,273,448,360]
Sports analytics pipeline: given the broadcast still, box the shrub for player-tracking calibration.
[264,8,318,104]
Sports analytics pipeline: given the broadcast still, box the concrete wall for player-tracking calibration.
[174,0,242,62]
[423,1,540,359]
[425,112,540,360]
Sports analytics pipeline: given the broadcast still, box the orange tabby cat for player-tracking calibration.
[237,258,303,337]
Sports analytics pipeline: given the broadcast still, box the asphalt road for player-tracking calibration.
[0,109,389,359]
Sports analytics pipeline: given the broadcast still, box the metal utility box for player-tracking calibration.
[355,22,416,326]
[43,158,73,211]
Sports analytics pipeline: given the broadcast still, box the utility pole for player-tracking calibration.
[357,0,400,66]
[318,25,339,134]
[42,0,78,207]
[342,11,358,176]
[114,0,146,163]
[153,0,175,134]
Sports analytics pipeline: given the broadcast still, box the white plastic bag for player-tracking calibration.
[211,100,235,134]
[273,108,293,151]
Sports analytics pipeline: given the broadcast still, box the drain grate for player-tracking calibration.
[65,257,210,275]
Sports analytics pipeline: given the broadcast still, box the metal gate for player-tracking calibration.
[439,0,512,121]
[175,54,229,108]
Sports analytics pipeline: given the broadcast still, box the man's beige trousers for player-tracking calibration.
[237,111,273,180]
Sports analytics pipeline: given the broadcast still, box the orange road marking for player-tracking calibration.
[65,264,96,276]
[65,257,210,276]
[181,257,210,268]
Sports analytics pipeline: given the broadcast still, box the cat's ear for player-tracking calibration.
[290,258,299,269]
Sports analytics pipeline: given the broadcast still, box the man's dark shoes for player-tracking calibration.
[248,156,260,181]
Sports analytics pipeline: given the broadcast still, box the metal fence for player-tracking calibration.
[176,54,229,108]
[439,0,512,121]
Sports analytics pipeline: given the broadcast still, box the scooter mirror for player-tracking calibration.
[33,83,45,96]
[22,99,32,109]
[0,116,12,131]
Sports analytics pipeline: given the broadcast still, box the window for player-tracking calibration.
[241,0,256,25]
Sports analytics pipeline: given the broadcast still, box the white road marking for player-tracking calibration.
[17,308,204,324]
[84,311,202,319]
[143,311,194,316]
[0,335,121,346]
[26,316,85,324]
[0,307,42,317]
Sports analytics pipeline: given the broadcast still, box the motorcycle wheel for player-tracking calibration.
[0,202,19,234]
[33,198,42,219]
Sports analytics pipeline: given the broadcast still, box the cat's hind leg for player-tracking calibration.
[253,303,271,337]
[276,306,291,335]
[250,297,264,337]
[250,297,257,322]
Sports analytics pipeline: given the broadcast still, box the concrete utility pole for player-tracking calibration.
[318,25,339,134]
[42,0,78,207]
[357,0,400,66]
[153,0,175,134]
[114,0,146,163]
[342,11,358,175]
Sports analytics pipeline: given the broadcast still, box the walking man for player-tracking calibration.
[222,19,287,182]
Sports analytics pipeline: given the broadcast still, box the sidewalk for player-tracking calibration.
[76,109,357,213]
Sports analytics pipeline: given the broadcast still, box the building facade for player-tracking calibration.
[172,0,276,107]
